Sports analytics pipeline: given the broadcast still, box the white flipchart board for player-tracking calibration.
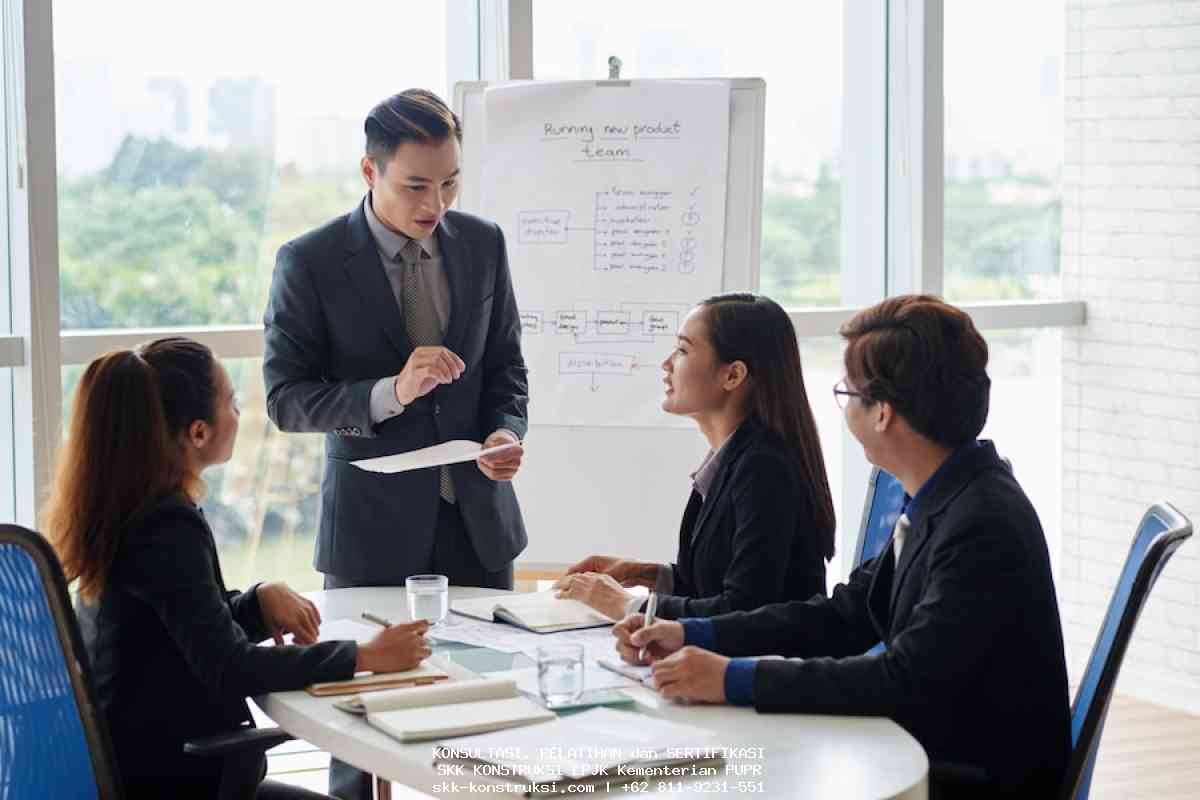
[455,79,765,569]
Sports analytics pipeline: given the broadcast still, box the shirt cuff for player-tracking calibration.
[369,377,406,424]
[724,659,757,706]
[655,564,675,594]
[679,618,716,651]
[623,594,646,618]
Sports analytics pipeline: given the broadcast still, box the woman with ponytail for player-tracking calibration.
[555,294,836,621]
[45,337,430,799]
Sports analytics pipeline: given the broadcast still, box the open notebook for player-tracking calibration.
[451,590,613,633]
[337,677,554,742]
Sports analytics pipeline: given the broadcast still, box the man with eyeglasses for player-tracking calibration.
[616,295,1071,799]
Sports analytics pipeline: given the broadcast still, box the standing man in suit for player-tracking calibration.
[263,89,528,799]
[616,295,1071,799]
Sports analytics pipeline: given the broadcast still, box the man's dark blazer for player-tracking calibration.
[263,202,529,582]
[76,494,356,788]
[706,441,1071,797]
[653,418,828,619]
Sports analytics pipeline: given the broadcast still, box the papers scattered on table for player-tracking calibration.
[274,617,377,647]
[435,707,723,792]
[316,618,378,645]
[485,664,642,697]
[431,616,621,662]
[351,440,520,474]
[596,658,653,685]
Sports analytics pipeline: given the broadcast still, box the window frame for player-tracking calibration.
[2,0,1085,548]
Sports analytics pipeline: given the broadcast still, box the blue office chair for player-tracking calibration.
[852,466,907,570]
[1058,502,1192,800]
[853,457,1015,570]
[0,523,121,799]
[0,524,296,800]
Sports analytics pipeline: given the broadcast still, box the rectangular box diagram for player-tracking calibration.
[559,352,636,375]
[554,310,588,334]
[641,310,680,336]
[518,210,570,244]
[519,311,543,334]
[595,311,631,335]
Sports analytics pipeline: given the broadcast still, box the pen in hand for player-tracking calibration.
[638,592,657,663]
[361,611,392,628]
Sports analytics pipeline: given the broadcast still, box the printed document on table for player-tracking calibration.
[486,665,641,696]
[275,618,377,647]
[431,618,621,662]
[351,440,519,474]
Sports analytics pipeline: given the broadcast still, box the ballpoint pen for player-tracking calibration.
[361,611,392,628]
[638,592,657,662]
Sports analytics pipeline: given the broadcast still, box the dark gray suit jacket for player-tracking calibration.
[707,442,1070,797]
[263,202,528,582]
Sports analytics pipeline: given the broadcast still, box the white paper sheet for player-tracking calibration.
[431,617,621,663]
[274,617,378,647]
[480,81,731,427]
[485,665,640,696]
[351,440,519,474]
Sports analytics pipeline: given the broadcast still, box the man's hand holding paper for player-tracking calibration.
[477,429,524,481]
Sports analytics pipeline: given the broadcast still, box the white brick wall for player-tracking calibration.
[1064,0,1200,713]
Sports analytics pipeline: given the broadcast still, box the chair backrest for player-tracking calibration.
[853,466,907,569]
[0,524,121,799]
[1060,502,1192,800]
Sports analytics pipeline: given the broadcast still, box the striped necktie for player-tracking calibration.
[399,239,455,504]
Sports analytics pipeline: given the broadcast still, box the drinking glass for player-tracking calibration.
[405,574,449,625]
[537,643,585,706]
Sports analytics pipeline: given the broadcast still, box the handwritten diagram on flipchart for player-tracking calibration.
[480,82,730,427]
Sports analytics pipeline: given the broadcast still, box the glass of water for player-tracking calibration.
[405,574,449,626]
[537,643,585,707]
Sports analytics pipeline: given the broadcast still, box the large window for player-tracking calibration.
[943,0,1064,301]
[53,0,456,329]
[533,1,845,308]
[54,0,474,587]
[979,329,1063,576]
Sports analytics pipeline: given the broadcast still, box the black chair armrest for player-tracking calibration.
[183,727,294,758]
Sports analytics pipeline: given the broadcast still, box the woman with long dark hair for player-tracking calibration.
[555,293,836,620]
[44,337,430,799]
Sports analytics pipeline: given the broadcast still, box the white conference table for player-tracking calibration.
[255,587,928,799]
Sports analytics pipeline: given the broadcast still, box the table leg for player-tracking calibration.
[373,774,391,800]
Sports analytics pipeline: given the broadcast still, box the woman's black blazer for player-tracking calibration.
[76,493,356,784]
[652,418,828,620]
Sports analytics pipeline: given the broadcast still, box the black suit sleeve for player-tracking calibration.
[263,242,378,436]
[122,508,356,697]
[655,453,813,619]
[707,556,882,658]
[477,225,528,439]
[226,583,269,643]
[732,515,1029,718]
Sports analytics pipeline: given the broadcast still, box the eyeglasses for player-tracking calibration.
[833,378,865,410]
